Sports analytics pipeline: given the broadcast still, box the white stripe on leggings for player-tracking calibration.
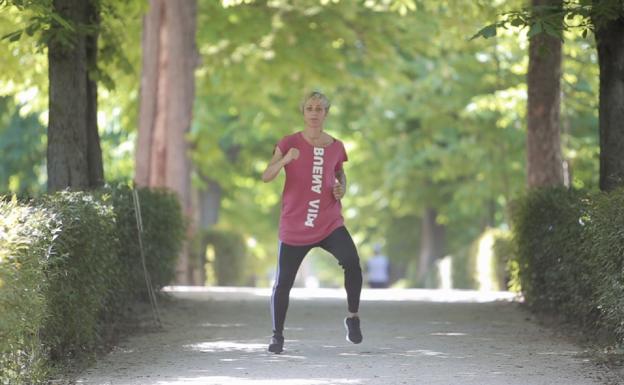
[270,240,283,332]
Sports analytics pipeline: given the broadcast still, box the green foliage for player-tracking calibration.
[108,185,185,296]
[0,0,141,85]
[451,243,477,290]
[188,0,604,285]
[0,0,606,289]
[511,188,589,313]
[0,199,52,384]
[201,228,248,286]
[491,229,519,292]
[583,190,624,338]
[0,187,184,384]
[385,215,420,281]
[38,192,120,362]
[451,228,514,291]
[512,187,624,342]
[0,1,144,188]
[0,96,46,195]
[472,0,624,40]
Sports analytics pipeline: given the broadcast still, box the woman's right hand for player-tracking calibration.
[262,146,298,182]
[282,148,300,165]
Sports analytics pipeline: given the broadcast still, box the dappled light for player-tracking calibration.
[184,341,266,353]
[201,322,246,328]
[74,288,611,385]
[476,231,496,291]
[154,377,363,385]
[164,286,517,303]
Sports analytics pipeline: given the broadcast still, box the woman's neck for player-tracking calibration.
[303,126,323,139]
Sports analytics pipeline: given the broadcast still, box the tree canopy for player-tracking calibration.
[0,0,607,286]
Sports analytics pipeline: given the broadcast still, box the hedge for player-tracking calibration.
[0,187,185,384]
[512,187,624,342]
[198,228,247,286]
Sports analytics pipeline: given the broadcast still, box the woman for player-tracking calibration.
[262,91,363,354]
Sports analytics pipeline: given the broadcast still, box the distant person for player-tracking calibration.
[261,91,363,354]
[367,244,390,289]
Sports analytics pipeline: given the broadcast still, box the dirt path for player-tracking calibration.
[74,287,620,385]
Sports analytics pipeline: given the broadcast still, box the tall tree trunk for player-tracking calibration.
[136,0,198,284]
[526,0,564,189]
[199,179,222,229]
[196,178,222,285]
[48,0,103,191]
[595,13,624,191]
[85,0,104,188]
[418,207,446,288]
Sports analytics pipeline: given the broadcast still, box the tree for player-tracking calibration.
[1,0,107,191]
[526,0,565,188]
[47,0,104,191]
[594,4,624,191]
[473,0,624,191]
[135,0,199,284]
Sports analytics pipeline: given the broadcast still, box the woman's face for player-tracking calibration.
[303,98,327,129]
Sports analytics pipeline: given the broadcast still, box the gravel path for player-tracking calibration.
[74,287,620,385]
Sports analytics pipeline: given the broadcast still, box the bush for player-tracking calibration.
[451,228,512,291]
[511,188,592,315]
[491,229,517,292]
[451,243,477,290]
[0,200,51,384]
[199,228,247,286]
[512,187,624,342]
[0,187,185,384]
[108,185,185,296]
[584,191,624,338]
[38,192,121,363]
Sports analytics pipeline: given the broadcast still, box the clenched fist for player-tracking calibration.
[333,181,345,200]
[283,148,300,165]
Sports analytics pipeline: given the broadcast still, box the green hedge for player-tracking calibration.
[0,187,185,384]
[512,187,624,341]
[109,186,185,296]
[199,228,247,286]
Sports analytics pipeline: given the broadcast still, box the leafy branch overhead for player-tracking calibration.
[0,0,137,90]
[471,0,624,40]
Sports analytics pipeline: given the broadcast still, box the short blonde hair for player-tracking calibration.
[299,91,331,114]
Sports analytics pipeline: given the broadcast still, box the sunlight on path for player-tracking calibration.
[147,377,362,385]
[163,286,518,303]
[74,287,616,385]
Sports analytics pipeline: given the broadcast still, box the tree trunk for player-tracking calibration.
[526,0,564,189]
[595,14,624,191]
[136,0,198,284]
[418,207,446,288]
[85,0,104,188]
[195,179,222,285]
[47,0,103,192]
[199,179,222,229]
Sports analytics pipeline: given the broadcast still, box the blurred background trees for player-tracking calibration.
[0,0,614,289]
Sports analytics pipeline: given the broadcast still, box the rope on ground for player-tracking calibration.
[132,188,162,328]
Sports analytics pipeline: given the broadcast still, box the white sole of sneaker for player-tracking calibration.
[344,318,351,343]
[344,317,363,344]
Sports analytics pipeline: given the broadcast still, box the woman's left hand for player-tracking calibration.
[333,182,345,200]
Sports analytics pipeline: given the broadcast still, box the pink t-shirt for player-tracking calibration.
[276,132,348,245]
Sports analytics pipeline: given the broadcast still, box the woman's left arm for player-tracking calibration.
[333,169,347,200]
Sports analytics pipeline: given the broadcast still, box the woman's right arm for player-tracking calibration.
[262,147,299,183]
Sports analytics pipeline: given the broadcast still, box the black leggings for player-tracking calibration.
[270,226,362,335]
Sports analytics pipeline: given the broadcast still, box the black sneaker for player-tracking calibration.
[268,334,284,354]
[344,316,363,344]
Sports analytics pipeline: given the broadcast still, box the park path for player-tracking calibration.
[74,287,620,385]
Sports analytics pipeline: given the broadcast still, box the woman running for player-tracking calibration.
[262,91,363,354]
